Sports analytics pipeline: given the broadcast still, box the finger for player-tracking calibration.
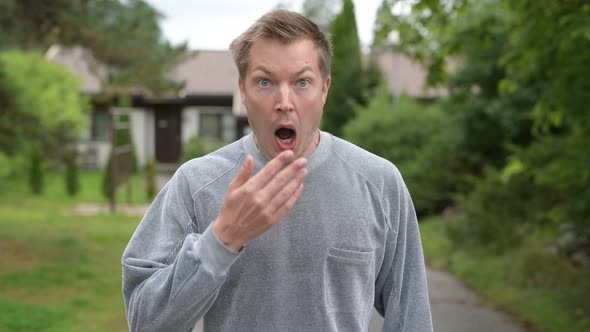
[274,183,304,219]
[265,159,307,199]
[269,168,307,214]
[228,155,253,192]
[249,150,295,189]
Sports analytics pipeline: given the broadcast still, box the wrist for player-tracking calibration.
[212,220,244,252]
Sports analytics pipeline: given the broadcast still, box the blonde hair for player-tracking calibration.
[229,9,332,79]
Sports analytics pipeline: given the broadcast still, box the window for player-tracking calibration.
[92,110,111,141]
[199,113,222,141]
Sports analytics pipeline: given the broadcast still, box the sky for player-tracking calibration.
[144,0,383,51]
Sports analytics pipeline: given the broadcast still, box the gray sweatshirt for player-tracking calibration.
[122,131,433,331]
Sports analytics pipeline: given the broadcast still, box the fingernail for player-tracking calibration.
[296,158,307,167]
[298,168,308,178]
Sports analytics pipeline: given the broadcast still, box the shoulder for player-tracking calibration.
[329,135,406,195]
[175,138,246,193]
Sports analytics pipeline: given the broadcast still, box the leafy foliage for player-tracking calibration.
[181,136,224,163]
[65,148,80,196]
[29,145,44,195]
[0,51,88,157]
[502,0,590,131]
[0,0,187,95]
[145,159,157,200]
[344,83,462,215]
[102,156,113,200]
[322,0,365,137]
[372,0,589,255]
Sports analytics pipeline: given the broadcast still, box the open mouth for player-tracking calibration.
[274,127,297,150]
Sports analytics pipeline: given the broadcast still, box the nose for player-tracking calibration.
[275,83,294,112]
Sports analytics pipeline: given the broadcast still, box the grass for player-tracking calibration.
[0,171,150,331]
[420,215,590,332]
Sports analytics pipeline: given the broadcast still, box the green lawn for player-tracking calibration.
[0,171,148,331]
[420,216,590,332]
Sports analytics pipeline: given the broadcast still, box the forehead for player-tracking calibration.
[247,38,321,76]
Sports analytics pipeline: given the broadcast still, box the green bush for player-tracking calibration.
[343,84,463,216]
[29,146,44,195]
[145,159,157,200]
[452,166,560,251]
[64,149,80,196]
[101,156,112,200]
[131,141,139,173]
[0,51,88,158]
[521,128,590,232]
[182,135,223,163]
[0,152,12,191]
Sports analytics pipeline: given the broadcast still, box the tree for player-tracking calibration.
[65,147,80,196]
[322,0,365,137]
[302,0,341,34]
[374,0,534,172]
[374,0,590,234]
[0,51,88,159]
[501,0,590,231]
[344,83,461,215]
[0,0,187,95]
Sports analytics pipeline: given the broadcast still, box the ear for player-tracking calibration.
[321,75,331,104]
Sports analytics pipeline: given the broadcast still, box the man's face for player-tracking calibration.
[239,38,331,160]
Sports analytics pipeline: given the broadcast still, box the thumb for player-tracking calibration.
[229,155,253,192]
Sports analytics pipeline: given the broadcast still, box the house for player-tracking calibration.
[47,45,444,171]
[47,45,248,170]
[370,51,448,102]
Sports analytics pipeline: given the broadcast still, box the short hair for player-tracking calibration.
[229,9,332,80]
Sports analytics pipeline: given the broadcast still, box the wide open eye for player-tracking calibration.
[257,79,270,88]
[297,79,310,88]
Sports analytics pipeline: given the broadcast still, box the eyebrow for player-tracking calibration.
[251,65,314,77]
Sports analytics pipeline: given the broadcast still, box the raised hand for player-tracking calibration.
[212,150,308,251]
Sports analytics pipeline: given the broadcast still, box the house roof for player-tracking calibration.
[371,51,448,98]
[46,45,107,94]
[169,50,239,96]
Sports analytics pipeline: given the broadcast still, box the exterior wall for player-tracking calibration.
[80,105,238,170]
[78,107,153,170]
[144,110,155,167]
[77,140,111,170]
[182,107,200,145]
[374,51,448,99]
[130,108,148,169]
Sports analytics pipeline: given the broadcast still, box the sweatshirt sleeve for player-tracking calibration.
[121,166,241,332]
[374,169,433,332]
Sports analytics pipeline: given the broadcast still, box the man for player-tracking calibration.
[122,9,432,332]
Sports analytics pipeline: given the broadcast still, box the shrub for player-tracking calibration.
[182,136,223,163]
[101,156,112,200]
[453,166,559,251]
[343,84,463,216]
[29,146,44,195]
[64,149,80,196]
[145,159,157,200]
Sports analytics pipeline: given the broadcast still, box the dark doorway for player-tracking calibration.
[155,110,181,163]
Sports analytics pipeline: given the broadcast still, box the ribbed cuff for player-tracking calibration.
[195,225,242,276]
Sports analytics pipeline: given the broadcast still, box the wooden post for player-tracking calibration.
[109,107,133,213]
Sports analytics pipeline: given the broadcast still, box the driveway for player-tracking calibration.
[368,268,529,332]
